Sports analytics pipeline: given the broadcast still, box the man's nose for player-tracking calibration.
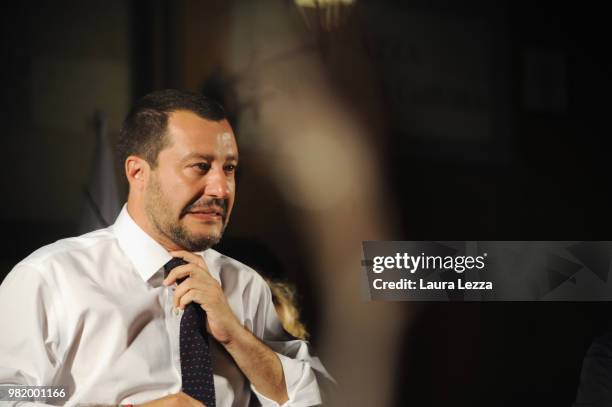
[204,167,230,198]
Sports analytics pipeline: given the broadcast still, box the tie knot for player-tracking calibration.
[164,257,188,277]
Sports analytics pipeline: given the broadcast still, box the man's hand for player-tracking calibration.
[136,391,205,407]
[163,250,244,345]
[163,250,289,404]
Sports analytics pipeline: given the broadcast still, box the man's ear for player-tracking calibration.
[125,156,149,190]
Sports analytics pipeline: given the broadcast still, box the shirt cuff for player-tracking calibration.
[250,352,322,407]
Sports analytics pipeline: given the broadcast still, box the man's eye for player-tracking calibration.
[194,163,211,172]
[224,164,237,172]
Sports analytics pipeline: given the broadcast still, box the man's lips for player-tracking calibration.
[187,207,225,218]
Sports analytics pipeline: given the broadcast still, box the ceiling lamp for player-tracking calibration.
[294,0,356,32]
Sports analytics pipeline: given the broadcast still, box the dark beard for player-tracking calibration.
[163,220,223,251]
[145,176,227,251]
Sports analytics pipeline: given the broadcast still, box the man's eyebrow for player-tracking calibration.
[180,153,239,163]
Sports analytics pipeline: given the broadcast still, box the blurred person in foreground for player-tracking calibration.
[574,332,612,407]
[0,89,330,407]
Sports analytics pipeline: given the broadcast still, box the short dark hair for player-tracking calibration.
[118,89,227,168]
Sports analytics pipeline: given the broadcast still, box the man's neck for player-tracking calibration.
[126,200,181,252]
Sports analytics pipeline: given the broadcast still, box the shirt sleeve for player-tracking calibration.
[0,263,64,406]
[247,275,334,407]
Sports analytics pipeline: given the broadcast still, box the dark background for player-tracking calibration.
[2,1,612,406]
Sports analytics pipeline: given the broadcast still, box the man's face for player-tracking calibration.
[144,110,238,251]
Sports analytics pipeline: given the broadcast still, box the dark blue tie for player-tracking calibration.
[164,257,216,407]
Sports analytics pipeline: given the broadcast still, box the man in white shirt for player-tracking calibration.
[0,90,328,406]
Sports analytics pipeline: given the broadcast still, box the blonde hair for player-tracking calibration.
[265,279,309,340]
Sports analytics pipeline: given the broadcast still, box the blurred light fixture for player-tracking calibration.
[294,0,356,32]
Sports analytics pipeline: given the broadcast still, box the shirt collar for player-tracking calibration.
[111,205,173,282]
[111,205,217,283]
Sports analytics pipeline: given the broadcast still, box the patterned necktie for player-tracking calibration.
[164,257,216,407]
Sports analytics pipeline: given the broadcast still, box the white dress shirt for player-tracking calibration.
[0,206,329,406]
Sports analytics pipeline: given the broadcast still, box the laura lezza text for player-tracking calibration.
[373,278,493,290]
